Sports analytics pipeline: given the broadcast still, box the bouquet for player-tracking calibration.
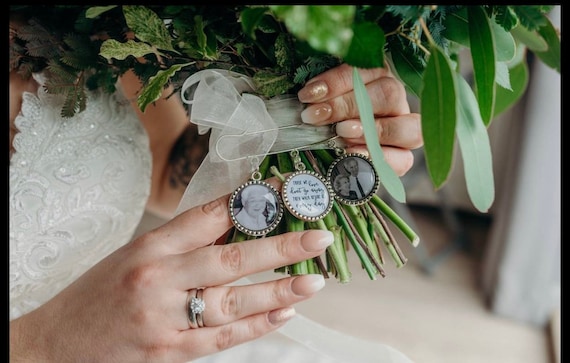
[10,5,560,283]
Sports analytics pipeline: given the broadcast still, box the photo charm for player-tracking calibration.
[281,150,334,222]
[327,153,380,206]
[229,180,284,237]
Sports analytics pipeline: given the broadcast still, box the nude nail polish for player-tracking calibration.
[301,103,332,124]
[301,230,334,251]
[298,80,328,102]
[336,120,363,138]
[268,307,296,325]
[291,274,326,296]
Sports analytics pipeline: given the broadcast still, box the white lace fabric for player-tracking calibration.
[9,75,152,320]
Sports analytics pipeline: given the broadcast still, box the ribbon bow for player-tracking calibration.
[175,69,337,215]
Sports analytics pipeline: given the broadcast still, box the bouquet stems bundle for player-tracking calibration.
[228,149,419,283]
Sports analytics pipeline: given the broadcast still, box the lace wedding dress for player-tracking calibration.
[9,74,152,319]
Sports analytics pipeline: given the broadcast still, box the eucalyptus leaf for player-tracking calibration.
[534,14,561,72]
[388,49,423,98]
[510,24,548,52]
[455,75,494,213]
[353,67,405,203]
[343,22,385,68]
[420,45,456,189]
[468,5,495,127]
[491,20,516,62]
[442,7,469,47]
[137,63,191,112]
[493,59,528,118]
[494,61,511,91]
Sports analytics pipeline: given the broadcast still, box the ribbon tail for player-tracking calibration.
[175,150,252,215]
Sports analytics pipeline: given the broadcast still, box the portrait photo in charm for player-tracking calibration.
[327,153,380,205]
[229,180,283,236]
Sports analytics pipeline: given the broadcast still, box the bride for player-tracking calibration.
[9,8,422,362]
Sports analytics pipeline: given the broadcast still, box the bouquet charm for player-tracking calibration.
[281,149,333,222]
[229,156,284,237]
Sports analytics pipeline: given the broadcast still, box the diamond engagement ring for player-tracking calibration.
[186,288,206,329]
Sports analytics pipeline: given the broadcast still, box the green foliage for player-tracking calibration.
[420,45,457,189]
[10,5,560,211]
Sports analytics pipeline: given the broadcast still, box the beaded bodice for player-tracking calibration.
[9,75,152,319]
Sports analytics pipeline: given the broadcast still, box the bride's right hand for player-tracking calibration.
[9,189,333,363]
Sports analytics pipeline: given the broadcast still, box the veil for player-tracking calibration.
[175,70,414,363]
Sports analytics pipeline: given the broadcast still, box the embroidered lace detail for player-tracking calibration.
[10,75,152,319]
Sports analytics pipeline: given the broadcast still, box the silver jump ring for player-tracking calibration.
[186,288,206,329]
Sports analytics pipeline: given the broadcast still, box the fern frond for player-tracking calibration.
[61,87,87,118]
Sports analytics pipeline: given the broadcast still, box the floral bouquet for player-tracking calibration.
[10,5,560,283]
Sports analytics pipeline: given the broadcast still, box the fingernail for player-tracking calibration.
[298,80,328,103]
[336,120,363,138]
[301,230,334,252]
[301,103,332,124]
[291,274,326,296]
[268,307,296,325]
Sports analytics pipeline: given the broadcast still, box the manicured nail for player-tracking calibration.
[301,103,332,124]
[291,274,326,295]
[268,307,296,325]
[301,230,334,251]
[298,80,329,103]
[336,120,363,138]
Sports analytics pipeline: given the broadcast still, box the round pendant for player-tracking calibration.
[326,153,380,205]
[281,170,333,221]
[229,180,283,237]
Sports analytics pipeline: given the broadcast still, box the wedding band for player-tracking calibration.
[186,288,206,329]
[196,288,205,328]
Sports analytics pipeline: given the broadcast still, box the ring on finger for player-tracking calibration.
[186,288,206,329]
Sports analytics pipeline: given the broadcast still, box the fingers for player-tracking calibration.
[345,145,415,177]
[336,113,423,150]
[179,274,325,358]
[179,307,297,359]
[190,274,324,328]
[299,77,409,125]
[299,70,410,125]
[169,230,334,289]
[141,194,234,254]
[298,63,393,102]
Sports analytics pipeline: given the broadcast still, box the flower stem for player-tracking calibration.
[365,203,406,267]
[309,218,348,282]
[342,204,386,277]
[332,203,381,279]
[371,194,420,247]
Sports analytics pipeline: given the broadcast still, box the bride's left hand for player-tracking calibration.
[297,63,423,176]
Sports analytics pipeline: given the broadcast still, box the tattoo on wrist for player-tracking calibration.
[169,124,209,189]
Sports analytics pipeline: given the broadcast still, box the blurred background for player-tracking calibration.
[135,6,560,363]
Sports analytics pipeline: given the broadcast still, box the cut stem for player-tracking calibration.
[371,195,420,247]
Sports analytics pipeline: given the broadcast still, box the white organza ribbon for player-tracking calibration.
[175,69,338,213]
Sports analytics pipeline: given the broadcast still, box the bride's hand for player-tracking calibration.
[9,186,333,363]
[297,63,423,176]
